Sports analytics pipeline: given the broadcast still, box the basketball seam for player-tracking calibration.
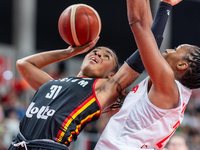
[59,12,66,43]
[70,5,81,46]
[68,7,75,46]
[81,4,101,38]
[81,6,90,44]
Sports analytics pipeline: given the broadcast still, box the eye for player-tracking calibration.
[104,55,110,59]
[174,47,177,51]
[93,50,97,55]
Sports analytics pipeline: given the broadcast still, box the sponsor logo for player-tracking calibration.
[26,102,55,119]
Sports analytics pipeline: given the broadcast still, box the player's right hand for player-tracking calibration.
[68,36,99,56]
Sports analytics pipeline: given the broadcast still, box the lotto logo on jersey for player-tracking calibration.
[26,102,55,119]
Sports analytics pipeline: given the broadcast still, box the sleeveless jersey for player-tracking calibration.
[19,77,101,146]
[94,76,192,150]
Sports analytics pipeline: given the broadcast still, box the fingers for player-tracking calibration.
[85,37,99,51]
[72,36,100,55]
[85,36,100,49]
[161,0,182,6]
[93,36,100,44]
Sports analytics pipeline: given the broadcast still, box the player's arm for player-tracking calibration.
[98,0,175,110]
[16,39,98,91]
[127,0,181,107]
[115,0,174,89]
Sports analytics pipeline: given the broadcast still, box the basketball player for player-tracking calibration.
[9,0,174,149]
[94,0,200,150]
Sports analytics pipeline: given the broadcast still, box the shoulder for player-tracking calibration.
[95,78,109,90]
[148,77,180,109]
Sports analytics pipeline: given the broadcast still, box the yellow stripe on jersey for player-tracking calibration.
[57,97,96,142]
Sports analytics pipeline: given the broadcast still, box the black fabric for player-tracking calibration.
[125,1,172,73]
[10,77,100,147]
[8,133,69,150]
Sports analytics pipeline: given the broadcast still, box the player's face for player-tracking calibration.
[167,136,188,150]
[80,47,117,78]
[162,44,188,70]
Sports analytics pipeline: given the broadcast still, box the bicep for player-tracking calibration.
[113,63,140,90]
[97,64,140,111]
[131,24,175,90]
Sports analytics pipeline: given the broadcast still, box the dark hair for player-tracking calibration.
[180,45,200,89]
[107,47,119,73]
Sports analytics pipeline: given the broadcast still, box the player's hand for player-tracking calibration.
[161,0,182,6]
[67,36,99,56]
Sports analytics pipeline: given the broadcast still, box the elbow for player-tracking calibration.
[128,15,141,26]
[128,17,146,30]
[16,59,23,67]
[16,59,27,72]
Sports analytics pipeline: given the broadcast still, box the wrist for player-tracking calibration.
[161,1,172,7]
[161,0,173,6]
[63,46,77,58]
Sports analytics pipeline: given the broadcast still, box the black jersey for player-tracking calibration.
[19,77,101,146]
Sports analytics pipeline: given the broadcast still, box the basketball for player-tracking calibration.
[58,4,101,46]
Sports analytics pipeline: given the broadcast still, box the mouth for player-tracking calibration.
[89,56,99,63]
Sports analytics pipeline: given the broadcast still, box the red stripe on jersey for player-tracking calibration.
[92,78,101,118]
[55,95,98,143]
[181,103,186,113]
[68,110,100,142]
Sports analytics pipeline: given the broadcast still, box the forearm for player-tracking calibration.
[146,0,153,27]
[17,36,98,69]
[126,1,172,73]
[151,1,172,48]
[16,47,78,90]
[17,47,76,69]
[127,0,147,26]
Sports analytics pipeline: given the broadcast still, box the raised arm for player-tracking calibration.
[114,0,176,89]
[16,40,98,91]
[98,0,179,110]
[126,0,182,108]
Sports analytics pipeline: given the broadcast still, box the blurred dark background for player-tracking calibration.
[1,0,200,64]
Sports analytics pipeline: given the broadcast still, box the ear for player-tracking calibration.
[176,61,188,71]
[107,72,115,79]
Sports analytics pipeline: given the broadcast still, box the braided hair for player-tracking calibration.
[179,45,200,89]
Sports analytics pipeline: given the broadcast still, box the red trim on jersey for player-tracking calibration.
[181,103,186,113]
[156,120,180,148]
[55,94,100,143]
[61,95,94,130]
[93,78,101,118]
[68,110,100,142]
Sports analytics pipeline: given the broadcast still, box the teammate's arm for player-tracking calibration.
[16,39,98,91]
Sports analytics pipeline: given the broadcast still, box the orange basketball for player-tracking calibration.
[58,4,101,46]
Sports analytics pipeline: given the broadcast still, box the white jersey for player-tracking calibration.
[94,77,192,150]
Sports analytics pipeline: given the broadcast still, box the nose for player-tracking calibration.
[95,51,101,57]
[165,49,174,53]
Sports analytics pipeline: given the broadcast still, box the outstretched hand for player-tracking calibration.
[68,36,100,56]
[161,0,182,6]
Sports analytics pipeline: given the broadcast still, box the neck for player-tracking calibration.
[77,72,89,78]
